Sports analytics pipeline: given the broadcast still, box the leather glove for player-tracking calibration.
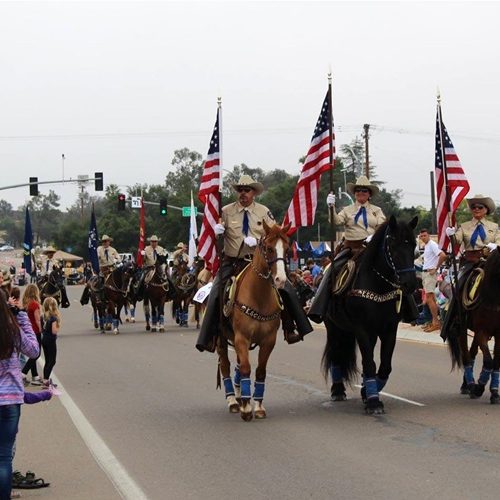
[244,236,257,247]
[365,234,373,243]
[486,242,497,252]
[214,223,225,235]
[326,193,336,207]
[445,227,456,237]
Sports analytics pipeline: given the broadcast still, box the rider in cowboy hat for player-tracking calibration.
[172,242,189,265]
[442,194,500,340]
[39,246,70,308]
[196,174,313,352]
[135,235,168,301]
[80,234,120,305]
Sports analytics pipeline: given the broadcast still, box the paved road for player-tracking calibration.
[16,285,500,499]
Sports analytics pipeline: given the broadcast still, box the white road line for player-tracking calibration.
[354,384,426,407]
[38,357,148,500]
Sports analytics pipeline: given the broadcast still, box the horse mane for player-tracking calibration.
[357,220,389,270]
[480,248,500,307]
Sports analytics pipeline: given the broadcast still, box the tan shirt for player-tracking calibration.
[143,245,166,267]
[221,201,275,258]
[39,256,60,276]
[454,218,500,251]
[97,245,120,268]
[333,202,386,241]
[172,249,189,264]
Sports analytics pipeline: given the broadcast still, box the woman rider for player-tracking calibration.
[308,176,386,323]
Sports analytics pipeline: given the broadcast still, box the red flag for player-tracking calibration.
[197,108,221,273]
[136,197,145,266]
[283,92,334,235]
[435,105,470,251]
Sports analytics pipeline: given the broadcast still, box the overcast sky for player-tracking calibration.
[1,0,500,211]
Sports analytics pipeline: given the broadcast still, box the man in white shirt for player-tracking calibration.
[419,229,447,332]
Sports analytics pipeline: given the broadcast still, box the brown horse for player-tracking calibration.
[171,258,197,327]
[217,221,290,421]
[447,248,500,404]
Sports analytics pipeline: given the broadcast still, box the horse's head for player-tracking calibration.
[155,253,168,279]
[384,215,418,294]
[259,221,291,289]
[121,260,136,280]
[50,265,65,288]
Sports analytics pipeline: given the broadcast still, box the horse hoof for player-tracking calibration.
[490,391,500,404]
[113,329,119,335]
[332,394,347,402]
[240,410,253,422]
[94,322,99,329]
[229,404,240,414]
[469,384,484,399]
[365,399,385,415]
[159,327,165,332]
[125,317,130,323]
[131,318,136,323]
[105,325,112,331]
[151,327,157,332]
[331,382,347,402]
[146,325,151,331]
[460,384,470,395]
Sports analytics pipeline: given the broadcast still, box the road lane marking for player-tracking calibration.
[38,356,148,500]
[354,384,426,407]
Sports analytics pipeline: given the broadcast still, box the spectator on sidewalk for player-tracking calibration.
[21,285,43,386]
[41,298,61,387]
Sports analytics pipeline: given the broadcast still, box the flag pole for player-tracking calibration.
[328,71,336,256]
[436,89,463,332]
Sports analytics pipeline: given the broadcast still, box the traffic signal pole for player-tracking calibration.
[0,175,104,192]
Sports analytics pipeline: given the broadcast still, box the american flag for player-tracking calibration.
[283,92,334,234]
[197,109,221,273]
[435,106,470,250]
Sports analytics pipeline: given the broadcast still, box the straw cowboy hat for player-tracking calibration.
[232,174,264,196]
[176,242,186,249]
[466,194,496,215]
[101,234,113,242]
[42,245,57,254]
[148,235,161,242]
[346,176,379,197]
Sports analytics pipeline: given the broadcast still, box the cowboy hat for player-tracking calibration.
[466,194,496,215]
[42,245,57,254]
[346,176,379,197]
[232,174,264,196]
[101,234,113,242]
[0,266,10,286]
[176,242,185,249]
[148,235,161,242]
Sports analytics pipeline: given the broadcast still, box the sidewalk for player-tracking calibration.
[12,388,120,500]
[397,323,446,346]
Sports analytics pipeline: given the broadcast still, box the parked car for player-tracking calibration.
[0,245,14,252]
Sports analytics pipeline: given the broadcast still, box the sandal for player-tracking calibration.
[13,471,50,489]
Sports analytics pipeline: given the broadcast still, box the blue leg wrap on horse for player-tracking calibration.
[112,318,118,329]
[364,377,378,400]
[478,368,493,385]
[490,371,499,391]
[183,311,188,323]
[253,381,265,401]
[106,314,112,324]
[159,315,164,326]
[240,378,251,399]
[376,377,387,392]
[152,314,158,325]
[93,312,98,322]
[99,317,104,328]
[464,365,475,384]
[223,377,235,397]
[131,307,135,318]
[330,365,343,383]
[234,364,241,386]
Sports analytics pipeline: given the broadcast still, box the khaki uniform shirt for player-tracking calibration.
[97,245,120,268]
[143,245,166,267]
[455,218,500,251]
[333,202,386,241]
[39,256,60,277]
[221,201,275,258]
[172,249,189,264]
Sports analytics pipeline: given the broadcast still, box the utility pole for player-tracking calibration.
[430,170,437,234]
[363,123,370,179]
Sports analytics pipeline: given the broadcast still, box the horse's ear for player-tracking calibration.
[389,215,397,230]
[282,222,292,235]
[409,216,418,230]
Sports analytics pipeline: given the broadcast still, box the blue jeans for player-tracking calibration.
[0,404,20,500]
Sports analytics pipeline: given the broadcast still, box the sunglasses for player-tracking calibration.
[355,188,370,193]
[237,187,253,193]
[471,204,486,210]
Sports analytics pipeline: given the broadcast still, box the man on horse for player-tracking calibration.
[80,234,121,305]
[442,194,500,339]
[308,176,386,323]
[38,246,70,308]
[135,235,168,301]
[196,174,313,352]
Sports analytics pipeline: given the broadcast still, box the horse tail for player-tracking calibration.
[321,318,358,384]
[448,333,465,370]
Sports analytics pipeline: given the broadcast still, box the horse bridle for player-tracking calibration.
[251,237,287,280]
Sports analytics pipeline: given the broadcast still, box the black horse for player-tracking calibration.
[322,216,418,414]
[38,266,70,308]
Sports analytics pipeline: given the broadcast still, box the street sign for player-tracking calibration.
[131,196,142,209]
[182,207,197,217]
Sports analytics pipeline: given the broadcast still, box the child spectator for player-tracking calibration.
[21,285,43,386]
[41,297,61,387]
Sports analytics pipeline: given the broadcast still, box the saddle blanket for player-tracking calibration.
[193,282,213,304]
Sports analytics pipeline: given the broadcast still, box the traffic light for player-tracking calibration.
[118,193,126,211]
[160,199,167,216]
[29,177,38,196]
[94,172,103,191]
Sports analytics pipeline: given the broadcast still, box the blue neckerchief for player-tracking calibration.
[470,223,486,248]
[354,206,368,229]
[242,210,249,236]
[154,249,157,260]
[105,248,109,261]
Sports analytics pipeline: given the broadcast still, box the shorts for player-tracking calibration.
[422,270,437,293]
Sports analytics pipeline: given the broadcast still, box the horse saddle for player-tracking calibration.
[462,265,485,310]
[178,273,196,292]
[144,268,156,285]
[332,260,357,296]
